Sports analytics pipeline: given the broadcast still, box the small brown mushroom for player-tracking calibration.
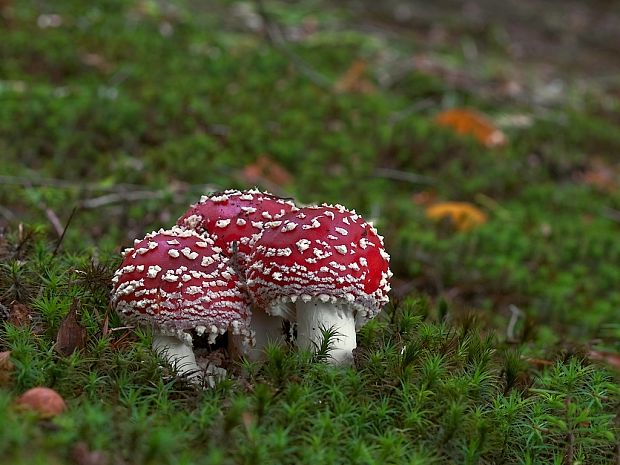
[15,387,66,418]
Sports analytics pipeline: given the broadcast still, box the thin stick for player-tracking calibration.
[373,168,435,185]
[387,98,436,124]
[0,175,218,198]
[80,190,171,209]
[506,304,524,342]
[43,206,64,237]
[0,175,146,192]
[52,206,77,257]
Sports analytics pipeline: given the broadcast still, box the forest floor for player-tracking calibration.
[1,1,619,464]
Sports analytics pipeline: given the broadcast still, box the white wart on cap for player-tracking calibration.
[247,204,392,364]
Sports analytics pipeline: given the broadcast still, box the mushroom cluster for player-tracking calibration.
[111,189,392,384]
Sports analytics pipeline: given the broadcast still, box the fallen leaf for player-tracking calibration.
[15,387,66,419]
[579,158,618,193]
[425,202,487,231]
[0,351,14,385]
[589,350,620,370]
[56,299,87,356]
[525,357,554,368]
[435,108,507,148]
[240,155,294,190]
[334,60,375,94]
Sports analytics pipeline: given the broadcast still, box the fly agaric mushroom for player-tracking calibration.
[177,189,299,359]
[111,227,252,385]
[247,204,392,364]
[177,188,298,265]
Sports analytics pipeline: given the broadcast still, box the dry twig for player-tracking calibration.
[52,206,77,257]
[373,167,435,185]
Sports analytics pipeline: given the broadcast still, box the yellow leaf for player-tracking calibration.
[435,108,506,148]
[425,202,487,231]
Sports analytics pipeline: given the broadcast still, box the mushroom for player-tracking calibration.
[15,387,66,418]
[111,227,252,386]
[247,204,392,364]
[177,189,299,359]
[177,188,298,266]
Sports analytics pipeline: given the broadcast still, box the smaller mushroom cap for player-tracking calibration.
[111,227,251,345]
[177,189,298,264]
[247,204,392,326]
[15,387,66,419]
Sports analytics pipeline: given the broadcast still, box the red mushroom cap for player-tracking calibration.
[176,189,298,264]
[111,227,251,344]
[247,204,392,324]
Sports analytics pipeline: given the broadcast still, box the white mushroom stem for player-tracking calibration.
[229,307,285,361]
[153,334,228,388]
[251,307,286,359]
[152,334,202,381]
[295,299,356,365]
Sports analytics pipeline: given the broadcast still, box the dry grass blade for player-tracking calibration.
[52,206,77,257]
[0,351,14,385]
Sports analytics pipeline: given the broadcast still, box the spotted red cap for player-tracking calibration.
[177,189,298,264]
[111,227,251,345]
[247,204,392,323]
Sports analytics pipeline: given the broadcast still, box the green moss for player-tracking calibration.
[1,0,619,463]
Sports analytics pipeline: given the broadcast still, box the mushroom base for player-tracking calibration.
[152,334,225,388]
[295,299,356,365]
[230,306,285,361]
[152,334,201,380]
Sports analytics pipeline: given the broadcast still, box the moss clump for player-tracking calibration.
[1,0,619,463]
